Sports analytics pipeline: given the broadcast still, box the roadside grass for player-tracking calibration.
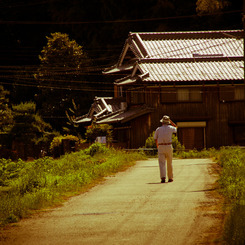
[176,146,245,244]
[174,146,245,244]
[213,147,245,244]
[0,143,146,226]
[174,148,217,159]
[1,143,245,243]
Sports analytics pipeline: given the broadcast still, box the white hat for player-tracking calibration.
[160,115,170,124]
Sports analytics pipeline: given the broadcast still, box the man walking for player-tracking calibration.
[154,115,177,183]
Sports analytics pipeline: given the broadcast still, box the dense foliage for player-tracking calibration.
[85,123,113,144]
[214,147,245,244]
[0,86,13,133]
[34,32,94,127]
[10,101,54,145]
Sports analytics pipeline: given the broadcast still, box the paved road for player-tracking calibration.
[1,158,220,245]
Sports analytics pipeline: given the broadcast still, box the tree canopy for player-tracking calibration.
[39,32,87,70]
[196,0,231,14]
[36,32,91,82]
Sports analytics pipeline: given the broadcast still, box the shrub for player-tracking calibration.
[85,123,113,143]
[50,135,80,157]
[85,143,109,157]
[172,134,185,153]
[144,131,184,155]
[145,132,156,148]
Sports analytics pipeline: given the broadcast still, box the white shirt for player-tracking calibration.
[154,125,177,144]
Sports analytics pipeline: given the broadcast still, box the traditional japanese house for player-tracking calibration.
[76,30,245,149]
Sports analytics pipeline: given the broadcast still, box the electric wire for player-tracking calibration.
[0,10,241,25]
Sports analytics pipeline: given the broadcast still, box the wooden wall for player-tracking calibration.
[126,84,245,149]
[129,113,153,148]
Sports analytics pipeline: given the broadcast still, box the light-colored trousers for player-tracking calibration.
[158,145,173,179]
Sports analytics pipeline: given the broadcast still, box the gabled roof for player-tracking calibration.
[105,30,244,84]
[115,57,244,85]
[113,30,243,67]
[96,105,153,124]
[74,96,153,125]
[131,30,243,59]
[74,97,125,124]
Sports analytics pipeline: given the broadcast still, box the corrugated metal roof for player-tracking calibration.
[138,60,244,82]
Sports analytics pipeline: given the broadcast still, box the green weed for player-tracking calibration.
[213,147,245,244]
[0,145,146,226]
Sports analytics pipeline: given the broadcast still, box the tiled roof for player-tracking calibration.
[114,58,244,84]
[141,38,243,59]
[107,30,244,85]
[97,105,153,124]
[138,59,244,82]
[127,30,243,60]
[74,96,153,125]
[110,30,244,84]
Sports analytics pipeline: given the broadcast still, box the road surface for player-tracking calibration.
[0,158,223,245]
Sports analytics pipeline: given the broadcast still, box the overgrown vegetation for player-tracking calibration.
[0,144,146,226]
[85,123,113,144]
[0,86,13,134]
[49,135,82,157]
[1,134,245,243]
[213,147,245,244]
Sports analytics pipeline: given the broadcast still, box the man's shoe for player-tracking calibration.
[161,178,166,183]
[168,179,173,182]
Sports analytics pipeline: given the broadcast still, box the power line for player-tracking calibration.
[0,10,241,25]
[0,78,242,94]
[0,0,49,9]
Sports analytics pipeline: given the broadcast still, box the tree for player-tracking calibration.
[0,86,13,133]
[39,33,87,70]
[10,101,56,158]
[196,0,230,14]
[35,32,93,130]
[36,32,90,86]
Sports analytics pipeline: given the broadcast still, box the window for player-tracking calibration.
[161,87,203,103]
[177,88,189,101]
[190,88,203,101]
[235,86,245,100]
[220,86,245,102]
[130,89,144,104]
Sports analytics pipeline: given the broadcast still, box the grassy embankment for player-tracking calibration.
[1,143,245,243]
[175,146,245,244]
[213,147,245,244]
[0,143,146,226]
